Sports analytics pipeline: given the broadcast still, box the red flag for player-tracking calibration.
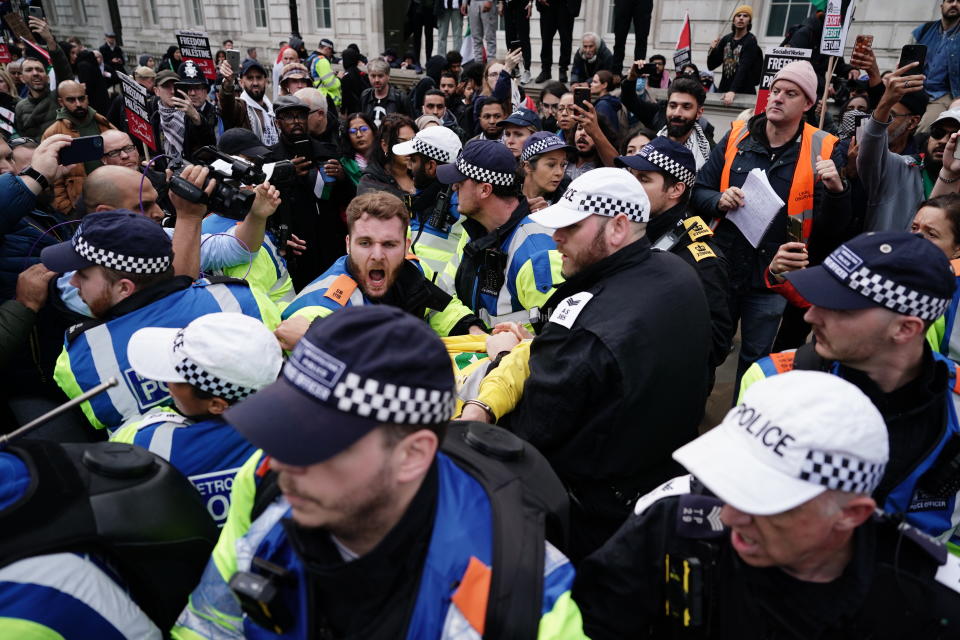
[20,37,51,65]
[673,13,692,70]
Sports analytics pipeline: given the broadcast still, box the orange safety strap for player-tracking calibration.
[323,274,358,306]
[719,120,750,193]
[450,556,491,635]
[951,259,960,277]
[255,455,272,478]
[769,351,796,374]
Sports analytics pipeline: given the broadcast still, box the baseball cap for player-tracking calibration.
[319,38,335,49]
[218,127,271,158]
[155,69,179,86]
[784,231,955,320]
[105,30,116,37]
[933,108,960,128]
[127,313,282,402]
[177,60,207,85]
[497,107,542,131]
[529,167,651,229]
[520,131,571,163]
[240,58,267,77]
[393,125,463,164]
[279,63,310,84]
[225,306,456,466]
[673,370,888,515]
[273,95,310,115]
[436,139,517,186]
[615,137,697,187]
[41,210,172,274]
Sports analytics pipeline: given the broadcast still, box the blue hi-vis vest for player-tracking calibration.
[409,191,463,275]
[111,412,259,527]
[0,552,161,639]
[752,351,960,551]
[55,279,271,433]
[234,454,574,639]
[201,215,294,307]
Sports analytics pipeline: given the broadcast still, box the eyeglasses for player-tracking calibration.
[349,125,371,135]
[557,105,574,113]
[930,125,956,140]
[276,112,307,122]
[103,144,137,158]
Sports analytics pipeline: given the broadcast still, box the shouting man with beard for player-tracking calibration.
[41,80,116,215]
[279,191,483,338]
[858,62,960,232]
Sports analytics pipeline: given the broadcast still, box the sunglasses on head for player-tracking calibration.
[7,136,36,148]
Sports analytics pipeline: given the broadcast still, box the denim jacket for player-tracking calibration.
[912,20,960,99]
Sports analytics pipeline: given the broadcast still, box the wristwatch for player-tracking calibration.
[18,166,49,191]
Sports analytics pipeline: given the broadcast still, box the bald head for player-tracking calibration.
[57,80,89,120]
[294,88,328,137]
[84,165,163,222]
[101,129,140,170]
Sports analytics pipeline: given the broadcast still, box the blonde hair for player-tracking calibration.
[0,68,16,97]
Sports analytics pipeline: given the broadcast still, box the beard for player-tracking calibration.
[347,253,398,301]
[245,86,266,102]
[69,107,89,120]
[666,117,696,139]
[411,163,432,190]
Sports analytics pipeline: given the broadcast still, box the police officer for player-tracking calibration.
[573,371,960,638]
[392,125,464,275]
[173,305,587,639]
[111,313,283,527]
[617,137,734,385]
[462,168,712,561]
[174,60,219,161]
[740,231,960,551]
[42,210,280,432]
[437,139,562,327]
[278,192,482,342]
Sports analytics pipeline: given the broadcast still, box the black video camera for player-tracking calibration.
[167,146,296,220]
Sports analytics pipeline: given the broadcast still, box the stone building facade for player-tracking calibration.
[39,0,941,74]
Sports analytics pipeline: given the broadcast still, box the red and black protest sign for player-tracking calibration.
[0,44,10,64]
[175,30,216,81]
[754,47,813,115]
[118,71,156,151]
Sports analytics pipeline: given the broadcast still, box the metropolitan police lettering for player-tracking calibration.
[190,468,241,526]
[282,338,346,401]
[730,403,795,456]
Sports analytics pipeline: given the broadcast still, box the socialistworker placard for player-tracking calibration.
[754,47,813,114]
[118,71,155,151]
[175,30,216,80]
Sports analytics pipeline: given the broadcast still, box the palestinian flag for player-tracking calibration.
[810,0,828,9]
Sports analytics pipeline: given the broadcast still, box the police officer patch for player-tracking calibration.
[548,291,594,329]
[183,60,200,79]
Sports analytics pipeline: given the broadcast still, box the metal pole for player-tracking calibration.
[0,378,119,447]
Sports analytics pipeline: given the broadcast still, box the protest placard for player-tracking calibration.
[754,47,813,115]
[673,13,692,70]
[118,71,156,151]
[175,30,216,80]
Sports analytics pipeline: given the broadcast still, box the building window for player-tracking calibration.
[606,1,634,35]
[252,0,268,28]
[314,0,331,29]
[766,0,814,38]
[187,0,204,27]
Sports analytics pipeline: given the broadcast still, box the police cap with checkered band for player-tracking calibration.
[674,370,888,515]
[529,167,651,229]
[127,312,282,402]
[614,136,697,188]
[436,139,517,186]
[784,231,956,321]
[226,306,456,465]
[41,210,172,275]
[392,125,463,165]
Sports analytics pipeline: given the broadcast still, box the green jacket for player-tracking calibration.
[14,45,74,139]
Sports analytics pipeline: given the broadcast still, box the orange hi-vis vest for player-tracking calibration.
[720,120,837,242]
